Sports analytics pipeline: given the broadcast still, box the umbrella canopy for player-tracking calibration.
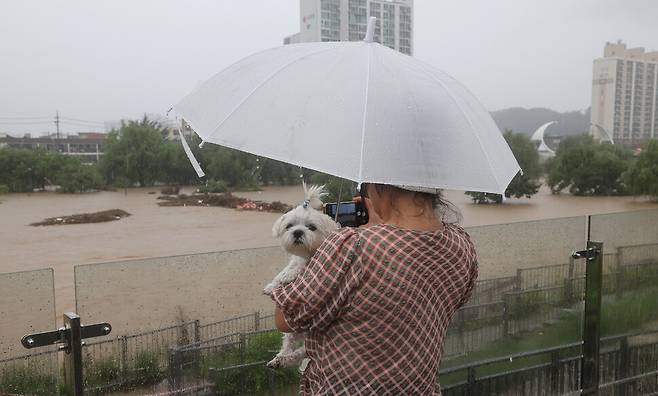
[175,18,520,194]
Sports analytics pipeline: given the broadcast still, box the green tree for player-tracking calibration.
[0,148,39,192]
[157,141,199,185]
[198,145,259,189]
[466,131,541,204]
[0,148,101,192]
[99,116,166,187]
[547,134,631,195]
[626,139,658,200]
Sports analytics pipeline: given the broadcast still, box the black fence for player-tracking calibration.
[440,330,658,396]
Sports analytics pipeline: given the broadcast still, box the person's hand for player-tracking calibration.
[353,196,382,227]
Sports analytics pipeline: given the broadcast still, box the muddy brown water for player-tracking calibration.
[0,185,656,318]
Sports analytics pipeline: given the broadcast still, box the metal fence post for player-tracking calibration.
[616,336,630,396]
[502,294,510,337]
[458,309,465,350]
[551,350,561,394]
[616,247,624,298]
[193,320,201,377]
[168,347,182,389]
[254,312,260,331]
[466,366,476,395]
[120,335,128,373]
[239,333,246,365]
[577,241,603,396]
[63,313,84,396]
[565,255,574,302]
[21,313,111,396]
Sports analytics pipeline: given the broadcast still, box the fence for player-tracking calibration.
[440,330,658,396]
[0,348,59,395]
[2,209,658,395]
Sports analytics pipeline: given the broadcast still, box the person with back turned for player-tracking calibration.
[271,183,478,395]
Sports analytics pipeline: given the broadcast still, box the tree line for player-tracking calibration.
[0,117,346,195]
[467,132,658,203]
[1,118,657,201]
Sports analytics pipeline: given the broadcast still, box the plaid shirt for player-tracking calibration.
[272,222,478,395]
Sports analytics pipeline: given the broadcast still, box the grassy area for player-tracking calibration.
[439,286,658,386]
[0,366,58,396]
[83,350,163,394]
[202,331,299,395]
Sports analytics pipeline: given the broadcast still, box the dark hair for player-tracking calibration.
[372,184,462,224]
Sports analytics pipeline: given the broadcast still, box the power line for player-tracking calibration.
[0,116,53,120]
[59,117,105,125]
[0,120,54,125]
[59,120,106,129]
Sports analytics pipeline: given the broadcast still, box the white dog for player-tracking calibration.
[263,184,339,369]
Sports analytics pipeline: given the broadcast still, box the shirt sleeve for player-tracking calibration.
[457,228,479,308]
[271,227,362,333]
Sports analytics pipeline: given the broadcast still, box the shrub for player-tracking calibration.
[133,350,162,385]
[0,184,8,194]
[0,366,58,396]
[84,357,121,389]
[197,180,229,193]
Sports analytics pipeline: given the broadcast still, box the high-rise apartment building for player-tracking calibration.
[591,41,658,147]
[284,0,413,55]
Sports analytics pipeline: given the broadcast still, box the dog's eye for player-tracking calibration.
[285,224,293,230]
[307,224,317,231]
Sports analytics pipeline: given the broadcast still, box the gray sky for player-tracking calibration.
[1,0,657,136]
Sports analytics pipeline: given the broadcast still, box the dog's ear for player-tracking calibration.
[319,213,340,236]
[272,214,287,238]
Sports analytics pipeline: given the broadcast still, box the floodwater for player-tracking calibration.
[0,184,656,317]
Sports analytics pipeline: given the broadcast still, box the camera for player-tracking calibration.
[324,201,369,228]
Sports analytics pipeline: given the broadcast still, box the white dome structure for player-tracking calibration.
[590,123,614,144]
[530,121,557,159]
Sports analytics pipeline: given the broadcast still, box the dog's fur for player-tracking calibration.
[263,184,338,369]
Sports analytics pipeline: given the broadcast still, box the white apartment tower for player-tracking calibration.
[591,41,658,147]
[284,0,413,55]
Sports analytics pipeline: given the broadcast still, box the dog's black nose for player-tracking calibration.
[293,229,304,239]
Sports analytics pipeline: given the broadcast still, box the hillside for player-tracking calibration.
[491,107,591,137]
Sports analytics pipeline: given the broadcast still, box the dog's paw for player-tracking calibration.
[263,283,275,296]
[266,356,282,369]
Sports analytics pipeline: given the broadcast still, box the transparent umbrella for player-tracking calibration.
[174,17,520,194]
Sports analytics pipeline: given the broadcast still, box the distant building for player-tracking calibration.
[591,41,658,148]
[0,132,106,163]
[284,0,413,55]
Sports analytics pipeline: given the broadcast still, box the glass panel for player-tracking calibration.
[0,269,58,395]
[439,216,587,393]
[590,209,658,392]
[75,246,285,335]
[75,246,287,392]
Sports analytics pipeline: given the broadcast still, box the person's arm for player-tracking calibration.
[274,306,293,333]
[271,228,362,333]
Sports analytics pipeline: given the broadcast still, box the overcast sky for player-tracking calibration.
[1,0,657,135]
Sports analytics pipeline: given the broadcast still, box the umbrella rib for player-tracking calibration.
[203,45,339,145]
[357,44,373,183]
[413,60,503,191]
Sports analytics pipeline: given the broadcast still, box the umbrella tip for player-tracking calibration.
[364,17,376,43]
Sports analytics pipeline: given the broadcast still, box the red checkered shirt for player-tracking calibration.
[272,222,478,395]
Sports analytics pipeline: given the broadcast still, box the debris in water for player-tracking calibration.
[157,193,292,213]
[30,209,131,226]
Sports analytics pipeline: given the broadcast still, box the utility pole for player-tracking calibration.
[55,111,61,151]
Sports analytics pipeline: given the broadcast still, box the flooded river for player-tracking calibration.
[0,184,656,316]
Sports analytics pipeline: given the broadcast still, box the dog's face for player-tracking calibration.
[272,205,338,258]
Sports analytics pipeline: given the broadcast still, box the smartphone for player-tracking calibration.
[324,201,369,228]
